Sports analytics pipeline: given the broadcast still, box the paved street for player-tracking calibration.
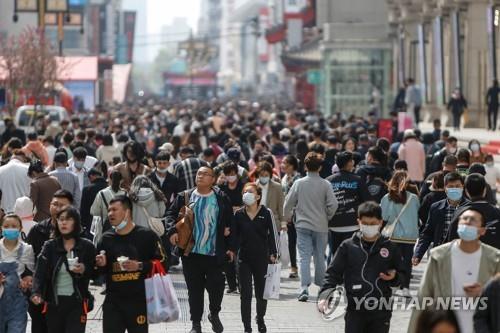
[27,259,426,333]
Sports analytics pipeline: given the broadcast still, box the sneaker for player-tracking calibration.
[289,268,298,278]
[401,288,411,298]
[256,318,267,333]
[208,313,224,333]
[298,290,309,302]
[190,322,202,333]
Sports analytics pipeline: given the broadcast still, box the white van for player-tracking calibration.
[15,105,70,133]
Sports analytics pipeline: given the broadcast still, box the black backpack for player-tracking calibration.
[365,174,388,203]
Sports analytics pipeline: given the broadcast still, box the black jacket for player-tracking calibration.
[429,148,449,175]
[148,170,180,208]
[320,233,405,311]
[25,218,53,259]
[165,187,232,264]
[446,201,500,250]
[355,163,391,203]
[32,237,96,305]
[326,171,365,228]
[474,276,500,333]
[418,191,447,225]
[81,177,108,230]
[414,197,470,259]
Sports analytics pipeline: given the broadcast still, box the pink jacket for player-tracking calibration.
[397,138,426,182]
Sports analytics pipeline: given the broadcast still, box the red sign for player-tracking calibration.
[377,119,393,143]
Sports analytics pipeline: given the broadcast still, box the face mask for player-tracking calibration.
[446,188,463,201]
[259,176,270,185]
[227,175,237,183]
[2,228,20,240]
[359,224,380,238]
[157,167,168,173]
[457,224,478,242]
[470,144,480,152]
[447,147,457,155]
[113,219,128,231]
[74,161,85,169]
[242,192,256,206]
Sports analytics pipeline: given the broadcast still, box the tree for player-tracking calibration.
[0,27,59,117]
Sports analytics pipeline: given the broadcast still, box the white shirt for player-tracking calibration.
[451,241,482,333]
[485,164,500,190]
[0,159,31,212]
[0,239,35,277]
[45,145,57,166]
[69,166,85,191]
[261,183,269,207]
[68,155,98,170]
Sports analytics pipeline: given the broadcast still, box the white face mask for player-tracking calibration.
[157,167,168,173]
[242,192,256,206]
[359,224,380,238]
[226,175,237,183]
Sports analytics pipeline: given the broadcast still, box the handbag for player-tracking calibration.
[263,262,282,300]
[175,191,195,255]
[381,195,411,238]
[141,206,166,237]
[145,260,181,323]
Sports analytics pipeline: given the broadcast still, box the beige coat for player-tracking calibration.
[408,240,500,333]
[263,180,285,230]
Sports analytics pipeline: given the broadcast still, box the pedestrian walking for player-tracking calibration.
[229,183,278,333]
[31,207,96,333]
[486,79,499,131]
[28,160,61,222]
[95,195,166,333]
[284,152,338,302]
[447,89,468,131]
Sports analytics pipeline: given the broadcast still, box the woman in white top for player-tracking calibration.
[13,196,37,237]
[0,214,35,333]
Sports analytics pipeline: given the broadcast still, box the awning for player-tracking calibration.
[282,38,321,65]
[56,56,98,81]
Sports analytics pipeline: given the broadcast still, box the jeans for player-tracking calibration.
[296,228,328,291]
[0,262,28,333]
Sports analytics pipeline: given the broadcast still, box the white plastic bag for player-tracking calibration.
[145,261,181,323]
[263,262,281,300]
[279,231,290,268]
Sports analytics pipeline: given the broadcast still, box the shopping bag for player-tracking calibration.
[279,232,289,269]
[145,261,181,323]
[263,263,281,300]
[397,112,414,132]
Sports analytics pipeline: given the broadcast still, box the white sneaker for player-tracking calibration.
[401,288,411,298]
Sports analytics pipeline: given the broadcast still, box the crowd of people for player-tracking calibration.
[0,99,499,333]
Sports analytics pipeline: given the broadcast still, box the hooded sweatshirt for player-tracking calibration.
[131,188,167,230]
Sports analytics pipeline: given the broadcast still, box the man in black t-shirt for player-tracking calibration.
[95,195,166,333]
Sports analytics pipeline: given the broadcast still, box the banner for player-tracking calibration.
[433,16,445,105]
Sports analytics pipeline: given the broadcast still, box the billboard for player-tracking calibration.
[123,11,137,63]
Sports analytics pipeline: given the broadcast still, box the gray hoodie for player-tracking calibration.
[284,172,338,233]
[132,188,166,230]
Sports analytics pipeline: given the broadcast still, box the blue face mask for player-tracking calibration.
[259,176,270,185]
[2,228,20,240]
[113,219,128,231]
[74,161,85,169]
[457,224,478,242]
[446,188,463,201]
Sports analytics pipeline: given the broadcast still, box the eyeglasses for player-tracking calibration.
[197,172,214,177]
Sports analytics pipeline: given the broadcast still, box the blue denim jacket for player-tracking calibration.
[381,192,420,244]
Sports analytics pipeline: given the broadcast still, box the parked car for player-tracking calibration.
[15,105,69,133]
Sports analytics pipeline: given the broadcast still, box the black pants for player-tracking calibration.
[238,258,268,330]
[287,223,297,269]
[394,243,414,289]
[452,111,461,130]
[345,310,392,333]
[28,302,48,333]
[46,295,86,333]
[328,230,356,264]
[182,253,225,323]
[488,105,498,130]
[103,297,148,333]
[413,105,421,126]
[224,260,238,290]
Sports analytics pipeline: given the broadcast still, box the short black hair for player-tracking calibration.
[468,163,486,176]
[53,189,74,204]
[202,148,215,157]
[72,147,88,159]
[394,159,408,171]
[447,136,458,144]
[27,132,38,141]
[444,172,463,186]
[102,134,113,146]
[123,141,145,161]
[155,151,170,162]
[222,160,238,175]
[443,154,458,167]
[282,155,299,171]
[256,161,274,176]
[309,143,325,155]
[465,173,487,199]
[456,148,470,164]
[376,138,390,152]
[179,146,195,155]
[358,202,382,220]
[54,206,82,239]
[87,168,102,178]
[28,159,44,176]
[109,195,132,212]
[335,151,353,170]
[368,146,387,165]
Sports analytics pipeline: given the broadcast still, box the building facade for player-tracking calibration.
[387,0,497,127]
